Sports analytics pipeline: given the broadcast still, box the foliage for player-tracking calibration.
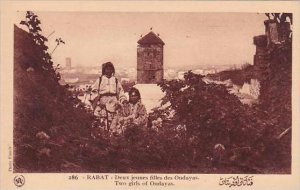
[14,12,94,172]
[51,37,65,56]
[153,73,255,167]
[19,11,62,81]
[14,11,291,174]
[148,66,291,172]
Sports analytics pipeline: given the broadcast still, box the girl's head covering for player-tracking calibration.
[102,62,115,75]
[128,87,141,100]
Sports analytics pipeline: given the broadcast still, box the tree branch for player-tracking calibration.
[276,127,291,140]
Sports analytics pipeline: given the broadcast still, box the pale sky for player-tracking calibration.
[15,12,266,69]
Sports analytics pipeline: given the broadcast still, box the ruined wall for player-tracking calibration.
[264,20,291,45]
[137,44,164,84]
[265,20,279,44]
[253,35,269,78]
[253,20,291,79]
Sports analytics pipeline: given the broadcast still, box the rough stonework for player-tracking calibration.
[264,20,279,44]
[264,20,291,45]
[253,20,291,78]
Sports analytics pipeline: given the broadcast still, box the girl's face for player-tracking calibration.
[129,94,139,105]
[104,66,114,78]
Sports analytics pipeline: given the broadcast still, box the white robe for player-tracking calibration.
[92,75,126,101]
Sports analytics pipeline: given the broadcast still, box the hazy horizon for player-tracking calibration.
[14,12,266,69]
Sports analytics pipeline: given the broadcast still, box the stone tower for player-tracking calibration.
[137,31,165,84]
[65,57,72,69]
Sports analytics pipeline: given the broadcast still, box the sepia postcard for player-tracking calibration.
[0,1,300,190]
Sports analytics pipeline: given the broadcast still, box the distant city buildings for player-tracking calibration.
[58,31,242,87]
[59,64,236,87]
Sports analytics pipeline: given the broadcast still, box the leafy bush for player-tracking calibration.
[147,67,291,173]
[14,12,94,172]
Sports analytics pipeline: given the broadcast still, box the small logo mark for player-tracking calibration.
[14,175,25,187]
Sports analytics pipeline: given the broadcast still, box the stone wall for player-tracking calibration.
[137,44,164,84]
[253,20,291,79]
[264,20,291,45]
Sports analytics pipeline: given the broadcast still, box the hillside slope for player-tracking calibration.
[14,25,94,172]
